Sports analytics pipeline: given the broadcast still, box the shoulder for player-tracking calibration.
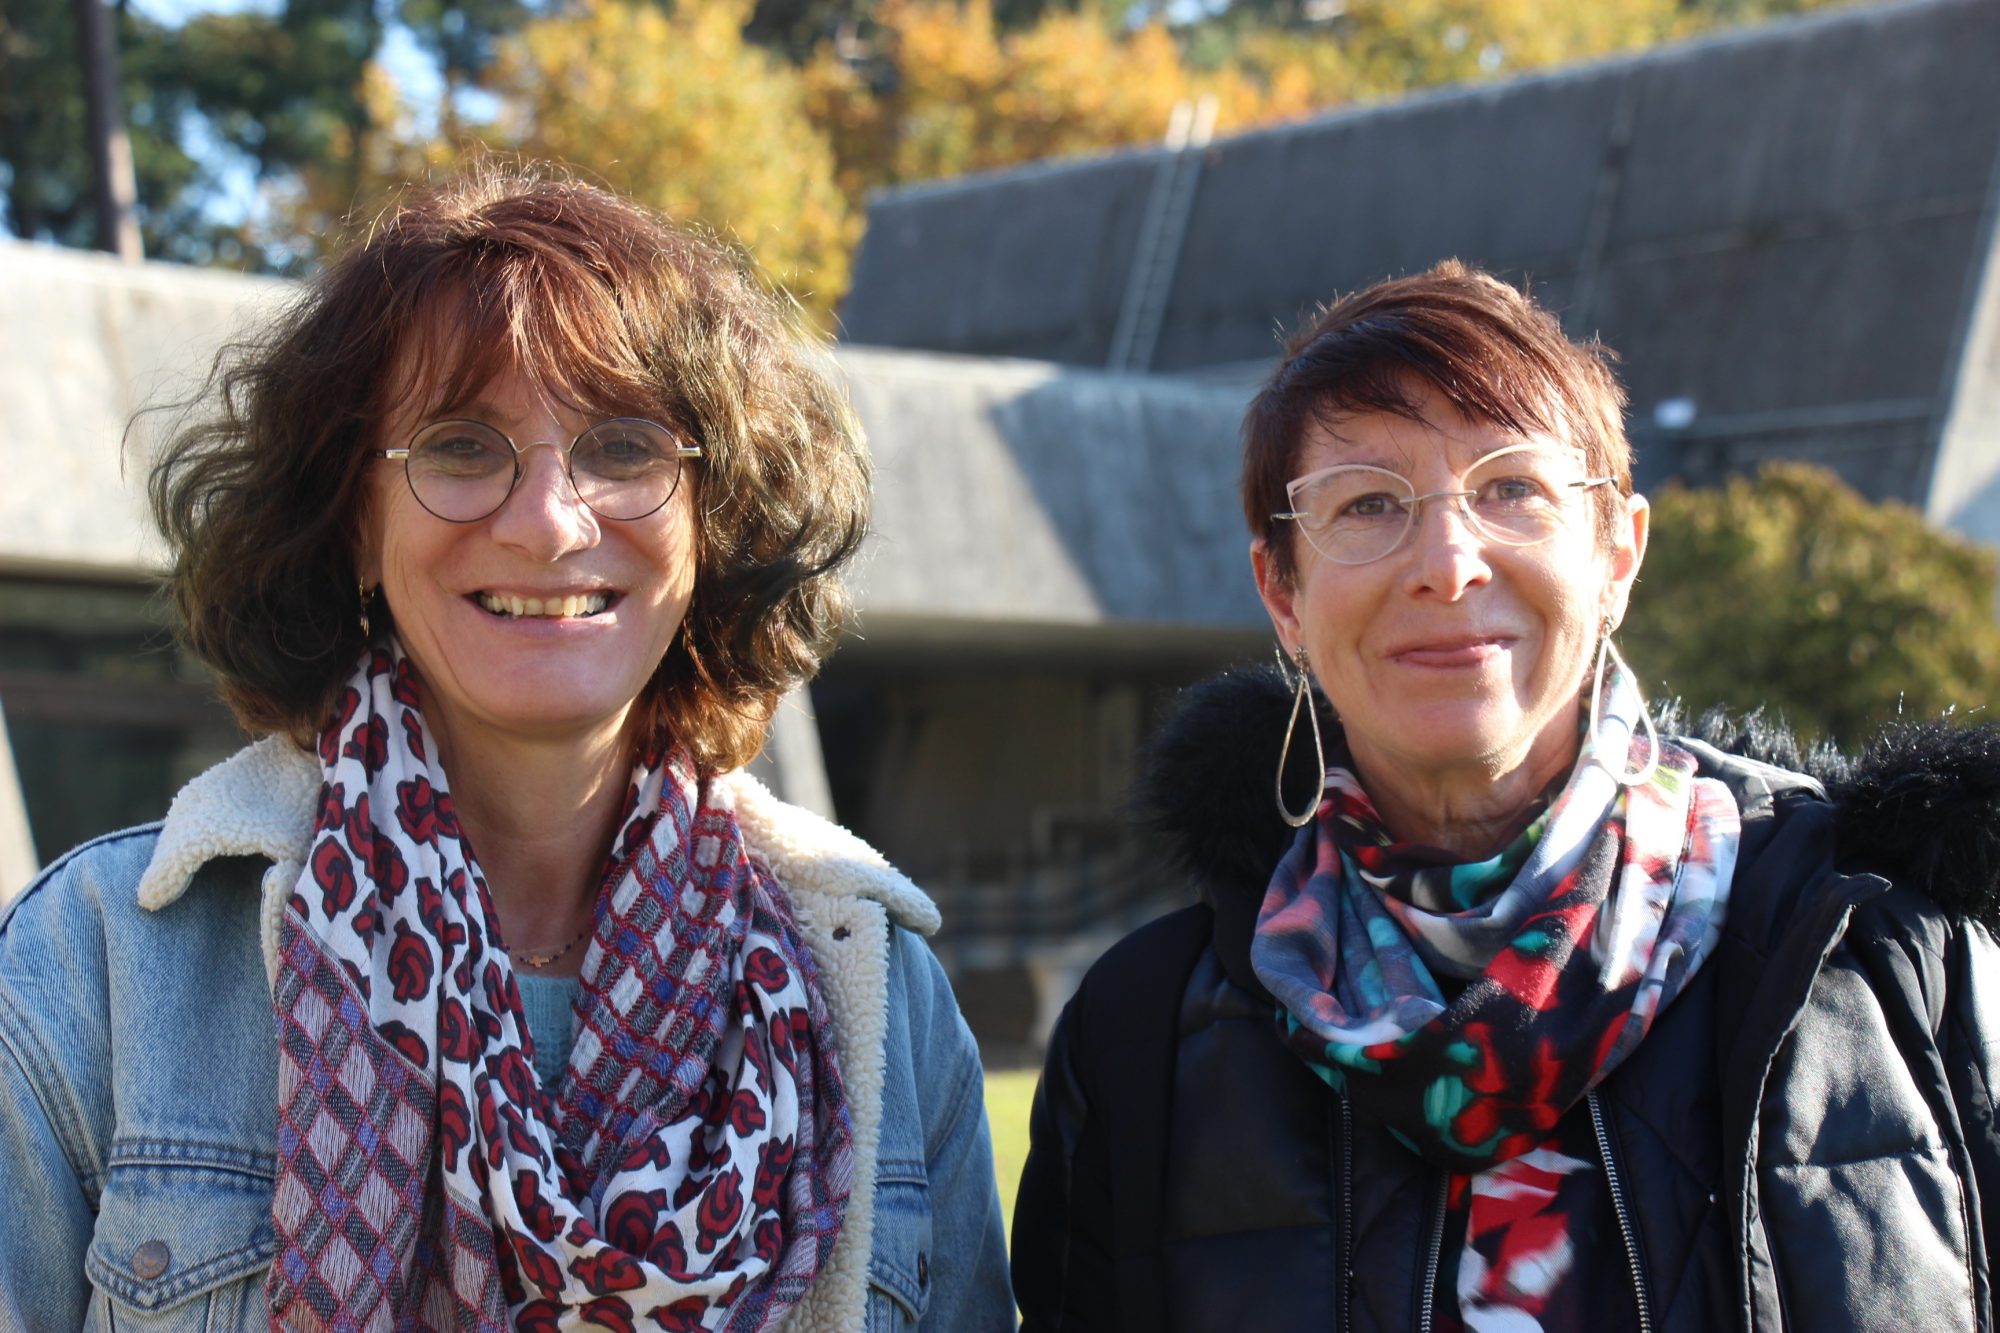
[1823,720,2000,932]
[1681,713,2000,934]
[0,823,185,997]
[718,769,940,935]
[1049,904,1219,1076]
[1073,904,1217,1006]
[1675,719,2000,1047]
[2,820,271,1010]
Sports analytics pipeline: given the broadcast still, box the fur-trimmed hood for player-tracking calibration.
[1133,664,2000,932]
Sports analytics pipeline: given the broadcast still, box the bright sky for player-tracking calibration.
[122,0,449,239]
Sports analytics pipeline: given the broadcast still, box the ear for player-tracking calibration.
[1251,537,1305,654]
[351,489,382,592]
[1600,491,1650,631]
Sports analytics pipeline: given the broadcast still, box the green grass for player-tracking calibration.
[984,1068,1037,1235]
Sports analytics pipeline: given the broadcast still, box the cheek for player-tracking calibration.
[1528,558,1611,682]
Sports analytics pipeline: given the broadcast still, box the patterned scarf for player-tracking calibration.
[1251,666,1741,1330]
[266,644,852,1332]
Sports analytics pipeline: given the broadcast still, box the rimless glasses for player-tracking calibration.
[1273,442,1614,566]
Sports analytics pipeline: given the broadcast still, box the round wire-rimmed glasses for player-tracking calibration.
[1273,442,1614,566]
[371,417,702,523]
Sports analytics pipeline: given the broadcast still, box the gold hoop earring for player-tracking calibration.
[358,581,374,639]
[1589,613,1659,786]
[1276,644,1327,828]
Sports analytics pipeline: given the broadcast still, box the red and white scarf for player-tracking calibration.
[266,645,852,1332]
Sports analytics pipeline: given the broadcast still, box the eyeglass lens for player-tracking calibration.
[403,418,688,522]
[1290,447,1590,565]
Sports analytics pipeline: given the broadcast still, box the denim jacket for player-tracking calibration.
[0,739,1013,1331]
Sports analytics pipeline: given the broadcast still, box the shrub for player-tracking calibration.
[1622,462,2000,746]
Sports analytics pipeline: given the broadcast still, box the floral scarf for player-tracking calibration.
[1251,667,1741,1330]
[266,644,852,1332]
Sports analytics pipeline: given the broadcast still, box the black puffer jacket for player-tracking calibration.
[1012,668,2000,1333]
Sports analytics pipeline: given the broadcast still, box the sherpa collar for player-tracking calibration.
[136,736,941,980]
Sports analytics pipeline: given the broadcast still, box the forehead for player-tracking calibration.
[373,285,659,435]
[1296,389,1575,477]
[376,340,644,443]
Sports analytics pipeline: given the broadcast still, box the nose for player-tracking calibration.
[1399,491,1492,599]
[486,442,601,560]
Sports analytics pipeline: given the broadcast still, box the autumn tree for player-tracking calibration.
[1622,464,2000,746]
[481,0,853,322]
[803,0,1278,200]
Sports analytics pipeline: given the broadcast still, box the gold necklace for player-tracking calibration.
[510,921,592,971]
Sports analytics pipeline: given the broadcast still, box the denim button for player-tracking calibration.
[132,1239,171,1279]
[917,1251,928,1287]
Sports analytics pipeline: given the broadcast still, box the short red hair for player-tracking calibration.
[1242,259,1632,584]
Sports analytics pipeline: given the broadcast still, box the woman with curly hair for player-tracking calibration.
[0,168,1011,1331]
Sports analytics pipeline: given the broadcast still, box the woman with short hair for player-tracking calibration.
[1012,260,2000,1332]
[0,167,1011,1331]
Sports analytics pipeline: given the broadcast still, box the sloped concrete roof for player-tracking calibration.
[1,241,1266,639]
[843,0,2000,538]
[0,240,293,576]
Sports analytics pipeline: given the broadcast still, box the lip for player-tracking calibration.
[1385,634,1517,668]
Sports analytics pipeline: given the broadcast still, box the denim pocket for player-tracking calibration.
[866,1166,934,1329]
[84,1154,275,1327]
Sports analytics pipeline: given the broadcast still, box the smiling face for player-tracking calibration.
[354,362,698,755]
[1253,378,1647,793]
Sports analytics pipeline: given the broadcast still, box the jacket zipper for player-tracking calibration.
[1417,1170,1449,1333]
[1588,1089,1655,1333]
[1339,1095,1354,1331]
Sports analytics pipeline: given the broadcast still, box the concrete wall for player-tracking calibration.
[2,245,1266,636]
[1927,155,2000,545]
[837,348,1263,638]
[845,0,2000,514]
[0,241,291,577]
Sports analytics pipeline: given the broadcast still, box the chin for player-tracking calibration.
[457,679,648,739]
[1358,702,1536,769]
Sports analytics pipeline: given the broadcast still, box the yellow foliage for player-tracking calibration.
[486,0,855,324]
[806,0,1239,197]
[801,0,1723,206]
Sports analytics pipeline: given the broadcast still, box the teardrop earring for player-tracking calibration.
[1588,613,1659,786]
[1275,644,1327,828]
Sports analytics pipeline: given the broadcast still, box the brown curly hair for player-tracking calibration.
[1242,259,1632,586]
[149,165,869,771]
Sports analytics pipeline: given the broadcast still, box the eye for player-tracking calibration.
[1487,476,1545,502]
[576,421,675,477]
[413,425,509,475]
[1335,491,1404,521]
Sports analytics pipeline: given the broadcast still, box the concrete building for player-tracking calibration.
[844,0,2000,542]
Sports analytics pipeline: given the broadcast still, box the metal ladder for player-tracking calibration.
[1108,94,1217,374]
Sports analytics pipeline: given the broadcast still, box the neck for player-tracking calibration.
[427,704,636,978]
[1345,726,1580,860]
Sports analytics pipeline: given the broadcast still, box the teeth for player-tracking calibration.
[478,592,609,618]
